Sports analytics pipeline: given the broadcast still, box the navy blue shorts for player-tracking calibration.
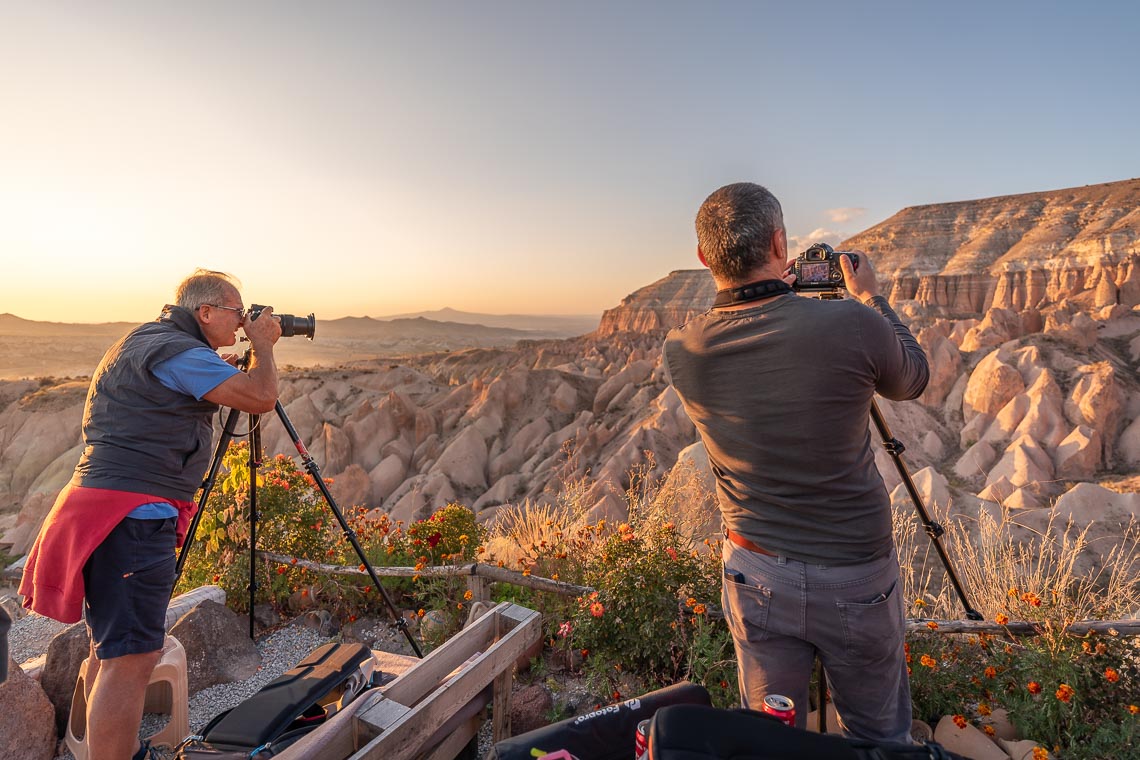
[83,517,177,659]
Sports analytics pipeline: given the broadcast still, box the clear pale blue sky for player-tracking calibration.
[2,1,1137,322]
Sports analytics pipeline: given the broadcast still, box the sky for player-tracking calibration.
[2,1,1138,324]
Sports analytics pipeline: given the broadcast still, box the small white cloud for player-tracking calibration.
[788,227,845,254]
[826,207,867,224]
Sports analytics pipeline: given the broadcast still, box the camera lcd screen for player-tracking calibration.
[800,262,831,283]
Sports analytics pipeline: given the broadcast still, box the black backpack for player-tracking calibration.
[175,641,384,759]
[647,705,967,760]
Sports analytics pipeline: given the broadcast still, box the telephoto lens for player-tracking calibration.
[248,305,317,340]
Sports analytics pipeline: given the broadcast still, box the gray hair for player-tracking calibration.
[174,269,241,311]
[695,183,784,281]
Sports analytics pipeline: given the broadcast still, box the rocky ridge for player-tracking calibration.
[2,179,1140,582]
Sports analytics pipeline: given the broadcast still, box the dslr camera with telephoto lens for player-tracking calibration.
[791,243,859,293]
[248,304,317,339]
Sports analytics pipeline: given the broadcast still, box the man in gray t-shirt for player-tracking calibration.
[664,183,928,743]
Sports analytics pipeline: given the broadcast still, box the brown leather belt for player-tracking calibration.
[724,528,775,556]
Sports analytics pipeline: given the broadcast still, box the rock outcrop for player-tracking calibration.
[595,270,714,336]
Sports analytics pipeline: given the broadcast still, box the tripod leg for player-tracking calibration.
[175,406,243,582]
[248,414,262,639]
[272,401,423,657]
[871,400,983,621]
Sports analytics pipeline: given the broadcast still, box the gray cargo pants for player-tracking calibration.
[721,539,912,744]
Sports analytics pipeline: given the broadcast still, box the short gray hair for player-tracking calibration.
[175,269,241,311]
[695,183,784,281]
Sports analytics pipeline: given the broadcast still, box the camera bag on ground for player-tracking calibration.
[646,704,968,760]
[175,641,383,759]
[485,681,711,760]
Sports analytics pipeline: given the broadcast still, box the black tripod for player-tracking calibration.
[174,361,422,657]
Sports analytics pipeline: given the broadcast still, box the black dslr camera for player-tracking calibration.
[249,304,317,340]
[791,243,858,293]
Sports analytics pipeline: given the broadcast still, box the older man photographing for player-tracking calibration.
[20,269,281,760]
[664,183,929,742]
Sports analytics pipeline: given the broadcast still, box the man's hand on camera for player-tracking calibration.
[841,251,879,303]
[782,259,798,288]
[242,306,282,350]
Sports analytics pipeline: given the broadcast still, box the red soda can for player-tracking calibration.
[634,718,650,758]
[762,694,796,727]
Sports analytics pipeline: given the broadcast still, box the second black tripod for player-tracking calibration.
[174,384,423,657]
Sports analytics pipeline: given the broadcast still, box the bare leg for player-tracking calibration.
[86,649,162,760]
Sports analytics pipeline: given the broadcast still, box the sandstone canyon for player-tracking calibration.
[3,178,1139,581]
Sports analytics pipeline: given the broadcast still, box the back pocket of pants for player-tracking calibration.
[722,568,773,644]
[835,580,902,663]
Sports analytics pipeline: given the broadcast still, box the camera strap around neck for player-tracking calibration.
[713,279,792,308]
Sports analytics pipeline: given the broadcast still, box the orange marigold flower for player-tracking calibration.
[920,655,937,669]
[983,725,995,737]
[913,598,927,608]
[693,603,707,615]
[686,597,697,608]
[984,667,997,679]
[1032,748,1048,760]
[552,573,559,580]
[463,589,473,601]
[417,609,425,617]
[1096,642,1108,655]
[926,621,939,630]
[977,703,992,716]
[457,602,464,610]
[1027,681,1042,695]
[580,648,589,658]
[1055,683,1074,703]
[952,715,967,729]
[1129,704,1139,715]
[590,602,605,618]
[1106,667,1120,683]
[1008,587,1019,597]
[995,613,1009,625]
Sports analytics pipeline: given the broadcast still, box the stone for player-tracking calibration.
[40,622,89,736]
[1053,425,1102,480]
[0,656,56,760]
[1064,362,1124,465]
[932,714,1009,760]
[169,600,261,693]
[963,350,1024,422]
[509,683,554,736]
[328,463,372,508]
[984,436,1054,491]
[954,440,998,481]
[431,426,489,490]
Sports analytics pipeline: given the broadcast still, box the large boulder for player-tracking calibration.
[169,600,261,693]
[1064,362,1124,465]
[962,350,1025,422]
[0,656,56,760]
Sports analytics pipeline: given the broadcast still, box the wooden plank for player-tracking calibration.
[353,695,413,746]
[351,606,542,760]
[377,606,499,707]
[905,619,1140,636]
[466,574,492,604]
[421,714,481,760]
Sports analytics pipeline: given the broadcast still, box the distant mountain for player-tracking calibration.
[0,312,574,380]
[0,313,133,337]
[376,307,598,336]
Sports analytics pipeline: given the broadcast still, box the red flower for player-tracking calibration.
[428,532,442,548]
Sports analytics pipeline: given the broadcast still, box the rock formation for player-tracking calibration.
[2,179,1139,581]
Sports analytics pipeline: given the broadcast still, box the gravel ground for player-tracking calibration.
[5,611,331,760]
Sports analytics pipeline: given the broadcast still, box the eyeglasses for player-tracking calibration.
[205,303,247,319]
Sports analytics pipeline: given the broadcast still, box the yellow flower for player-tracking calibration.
[913,598,927,608]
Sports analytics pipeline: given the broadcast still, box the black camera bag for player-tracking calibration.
[647,704,967,760]
[485,681,710,760]
[175,641,378,759]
